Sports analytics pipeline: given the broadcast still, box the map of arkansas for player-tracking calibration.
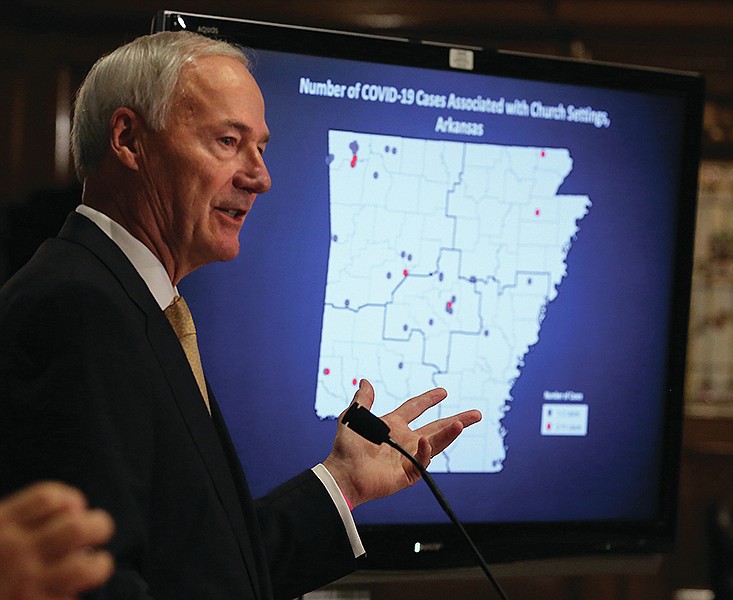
[316,131,591,473]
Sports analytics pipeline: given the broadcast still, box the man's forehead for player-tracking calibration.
[172,55,266,126]
[178,54,257,94]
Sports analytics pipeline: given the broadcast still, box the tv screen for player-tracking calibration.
[153,11,703,570]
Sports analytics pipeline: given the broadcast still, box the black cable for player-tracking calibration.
[341,402,511,600]
[385,438,510,600]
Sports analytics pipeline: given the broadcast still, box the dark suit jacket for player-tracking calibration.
[0,212,358,599]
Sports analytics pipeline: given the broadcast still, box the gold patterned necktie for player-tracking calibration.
[164,295,211,414]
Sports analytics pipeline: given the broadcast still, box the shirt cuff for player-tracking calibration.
[311,463,366,558]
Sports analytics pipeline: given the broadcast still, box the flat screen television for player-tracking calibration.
[153,10,704,572]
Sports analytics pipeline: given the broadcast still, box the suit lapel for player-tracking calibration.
[57,212,263,597]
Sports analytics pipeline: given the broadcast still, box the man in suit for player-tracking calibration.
[0,31,481,599]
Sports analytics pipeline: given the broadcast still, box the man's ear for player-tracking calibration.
[109,107,144,171]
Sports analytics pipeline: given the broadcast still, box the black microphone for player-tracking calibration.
[341,403,510,600]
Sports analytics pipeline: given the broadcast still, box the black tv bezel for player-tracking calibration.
[153,9,703,571]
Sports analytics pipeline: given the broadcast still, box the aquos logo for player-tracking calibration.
[197,26,220,35]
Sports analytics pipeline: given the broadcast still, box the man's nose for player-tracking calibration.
[234,148,271,194]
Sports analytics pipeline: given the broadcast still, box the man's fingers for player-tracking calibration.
[349,379,375,411]
[0,483,115,600]
[0,482,87,527]
[414,437,432,468]
[417,409,482,438]
[44,548,115,596]
[39,509,115,561]
[428,420,466,457]
[389,387,448,424]
[419,410,482,456]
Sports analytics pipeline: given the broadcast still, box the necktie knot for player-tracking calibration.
[165,295,211,414]
[165,295,196,338]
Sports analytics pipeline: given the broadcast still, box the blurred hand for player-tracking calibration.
[0,481,114,600]
[323,379,481,507]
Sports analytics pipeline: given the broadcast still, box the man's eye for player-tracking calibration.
[220,137,237,147]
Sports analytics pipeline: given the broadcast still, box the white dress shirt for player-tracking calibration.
[75,204,365,558]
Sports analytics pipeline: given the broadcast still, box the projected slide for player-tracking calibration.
[179,36,688,520]
[315,131,591,473]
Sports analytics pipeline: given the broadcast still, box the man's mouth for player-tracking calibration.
[216,208,246,218]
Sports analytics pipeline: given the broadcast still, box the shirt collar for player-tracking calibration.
[75,204,177,310]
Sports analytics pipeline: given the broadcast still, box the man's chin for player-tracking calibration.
[216,241,241,263]
[188,239,241,274]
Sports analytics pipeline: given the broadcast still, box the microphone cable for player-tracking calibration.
[342,402,510,600]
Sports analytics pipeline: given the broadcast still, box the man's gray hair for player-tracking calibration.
[71,31,249,179]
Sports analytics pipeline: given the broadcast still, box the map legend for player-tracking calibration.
[541,403,589,436]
